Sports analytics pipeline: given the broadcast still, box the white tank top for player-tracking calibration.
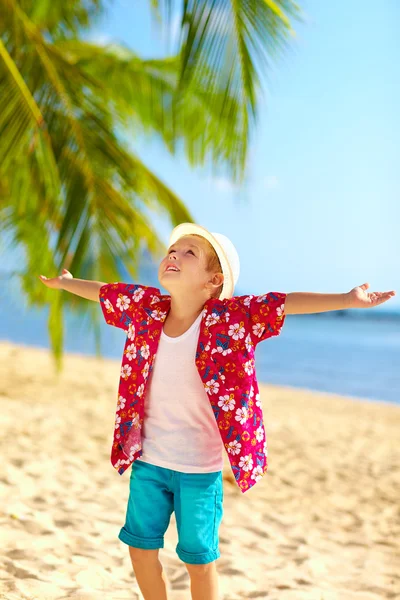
[136,311,224,473]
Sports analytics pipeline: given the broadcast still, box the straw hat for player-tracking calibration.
[169,223,240,299]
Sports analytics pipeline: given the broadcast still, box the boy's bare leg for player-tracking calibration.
[186,561,219,600]
[128,547,170,600]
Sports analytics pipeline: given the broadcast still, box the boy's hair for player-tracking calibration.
[191,234,223,299]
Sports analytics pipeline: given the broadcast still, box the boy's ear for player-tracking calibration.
[209,272,224,288]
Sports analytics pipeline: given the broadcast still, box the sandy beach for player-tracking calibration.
[0,340,399,600]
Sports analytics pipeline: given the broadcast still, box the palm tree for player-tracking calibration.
[0,0,301,369]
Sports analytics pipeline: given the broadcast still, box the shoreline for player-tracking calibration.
[1,339,399,409]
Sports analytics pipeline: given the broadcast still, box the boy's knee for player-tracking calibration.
[185,560,216,575]
[129,546,160,563]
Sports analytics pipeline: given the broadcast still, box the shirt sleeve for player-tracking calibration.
[98,282,160,331]
[235,291,287,346]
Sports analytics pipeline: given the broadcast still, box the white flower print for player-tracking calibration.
[142,362,150,379]
[104,298,114,313]
[255,426,264,442]
[277,303,285,316]
[150,295,160,304]
[255,393,261,408]
[121,364,132,379]
[151,308,166,321]
[116,395,126,411]
[206,313,219,327]
[228,323,245,340]
[244,360,254,376]
[218,395,235,412]
[127,322,135,341]
[251,465,264,482]
[211,346,232,357]
[235,406,249,424]
[204,341,211,352]
[132,288,145,302]
[204,379,220,395]
[252,323,264,338]
[131,414,140,429]
[128,443,141,459]
[227,440,242,455]
[116,294,131,311]
[140,342,150,359]
[115,414,122,430]
[137,384,145,398]
[224,311,230,322]
[263,441,268,456]
[125,344,137,361]
[239,454,254,472]
[243,296,253,307]
[256,294,268,303]
[245,333,253,353]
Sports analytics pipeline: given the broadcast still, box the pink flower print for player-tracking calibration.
[142,362,150,379]
[140,342,150,359]
[116,294,131,311]
[227,440,242,455]
[228,322,245,340]
[244,360,254,376]
[204,379,220,395]
[252,323,265,338]
[235,406,249,424]
[239,454,254,472]
[116,395,126,411]
[127,322,136,341]
[245,333,253,353]
[137,384,145,398]
[115,414,122,430]
[125,344,137,361]
[206,313,220,327]
[255,426,264,442]
[251,465,264,482]
[132,288,145,302]
[218,394,235,412]
[104,298,115,313]
[121,364,132,379]
[150,295,160,304]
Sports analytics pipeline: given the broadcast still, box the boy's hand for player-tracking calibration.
[346,283,396,309]
[38,269,73,289]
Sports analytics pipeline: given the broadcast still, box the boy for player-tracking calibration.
[39,222,395,600]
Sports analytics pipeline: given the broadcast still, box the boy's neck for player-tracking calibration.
[168,294,208,322]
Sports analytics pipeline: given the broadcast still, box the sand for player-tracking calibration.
[0,341,399,600]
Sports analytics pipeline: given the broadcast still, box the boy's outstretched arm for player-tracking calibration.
[38,269,106,302]
[284,282,396,315]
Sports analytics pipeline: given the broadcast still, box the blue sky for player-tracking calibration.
[88,0,398,309]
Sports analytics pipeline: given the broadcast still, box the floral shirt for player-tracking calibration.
[99,283,287,493]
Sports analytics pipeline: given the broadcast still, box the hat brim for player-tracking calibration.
[168,223,234,299]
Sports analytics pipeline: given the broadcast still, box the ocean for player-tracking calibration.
[1,271,399,407]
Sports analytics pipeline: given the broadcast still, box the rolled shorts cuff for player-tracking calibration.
[118,526,164,550]
[176,544,220,565]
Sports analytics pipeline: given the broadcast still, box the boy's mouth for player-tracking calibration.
[165,265,180,272]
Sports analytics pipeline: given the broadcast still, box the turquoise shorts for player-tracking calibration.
[118,460,224,565]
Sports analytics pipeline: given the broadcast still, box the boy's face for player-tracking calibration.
[158,234,223,299]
